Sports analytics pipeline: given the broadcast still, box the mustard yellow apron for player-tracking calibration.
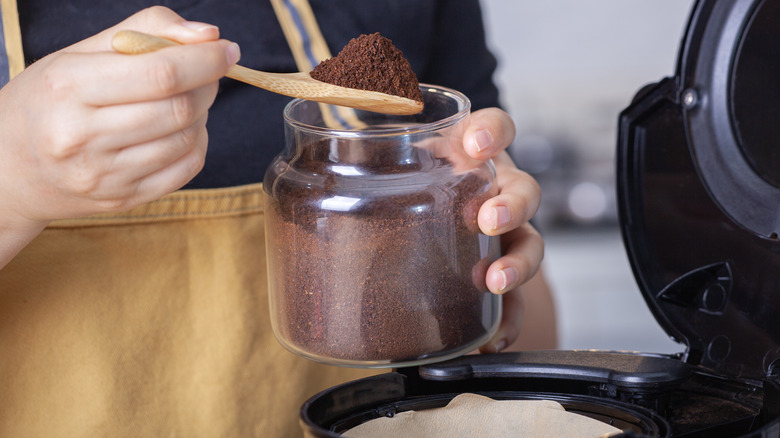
[0,1,378,436]
[0,184,378,437]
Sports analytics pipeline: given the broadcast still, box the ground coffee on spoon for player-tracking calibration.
[310,32,423,103]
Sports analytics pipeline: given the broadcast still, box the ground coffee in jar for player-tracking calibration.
[264,85,501,367]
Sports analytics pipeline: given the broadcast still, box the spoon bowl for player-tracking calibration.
[111,30,424,115]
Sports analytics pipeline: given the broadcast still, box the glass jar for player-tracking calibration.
[264,85,501,367]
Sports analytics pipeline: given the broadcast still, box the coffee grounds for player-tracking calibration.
[310,32,424,103]
[265,138,499,363]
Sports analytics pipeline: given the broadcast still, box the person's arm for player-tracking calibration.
[0,6,239,270]
[0,217,47,270]
[502,267,559,351]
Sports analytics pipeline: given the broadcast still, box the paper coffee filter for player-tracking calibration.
[343,393,623,438]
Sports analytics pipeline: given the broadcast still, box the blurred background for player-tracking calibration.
[480,0,695,354]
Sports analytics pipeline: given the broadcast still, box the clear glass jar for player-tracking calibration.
[264,85,501,367]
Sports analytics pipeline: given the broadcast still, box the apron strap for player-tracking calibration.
[269,0,365,129]
[269,0,332,72]
[0,0,23,86]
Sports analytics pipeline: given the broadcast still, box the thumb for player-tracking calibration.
[67,6,221,53]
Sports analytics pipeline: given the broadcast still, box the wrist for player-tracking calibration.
[0,212,48,270]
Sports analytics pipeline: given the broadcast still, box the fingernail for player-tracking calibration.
[492,205,511,230]
[499,267,519,292]
[493,338,508,352]
[474,129,493,152]
[181,21,219,32]
[225,42,241,65]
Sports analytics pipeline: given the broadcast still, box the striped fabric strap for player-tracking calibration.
[270,0,364,129]
[269,0,331,71]
[0,0,23,86]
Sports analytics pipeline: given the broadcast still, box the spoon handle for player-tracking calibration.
[111,30,311,91]
[111,30,424,115]
[111,30,248,79]
[111,30,179,53]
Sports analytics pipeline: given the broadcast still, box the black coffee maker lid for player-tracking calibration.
[617,0,780,384]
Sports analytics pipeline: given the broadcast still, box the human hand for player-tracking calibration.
[0,6,239,229]
[0,6,241,268]
[459,108,551,352]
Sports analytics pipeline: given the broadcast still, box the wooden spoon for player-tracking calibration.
[111,30,423,116]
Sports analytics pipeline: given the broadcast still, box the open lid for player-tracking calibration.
[617,0,780,384]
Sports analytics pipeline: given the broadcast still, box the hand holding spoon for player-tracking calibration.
[111,30,424,115]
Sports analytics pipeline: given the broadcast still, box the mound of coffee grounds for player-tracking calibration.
[310,32,423,103]
[265,138,499,363]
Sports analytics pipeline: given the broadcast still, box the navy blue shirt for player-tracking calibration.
[18,0,500,188]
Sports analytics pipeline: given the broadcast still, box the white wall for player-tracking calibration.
[482,0,693,162]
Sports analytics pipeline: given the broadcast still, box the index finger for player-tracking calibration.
[66,39,239,106]
[463,107,517,160]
